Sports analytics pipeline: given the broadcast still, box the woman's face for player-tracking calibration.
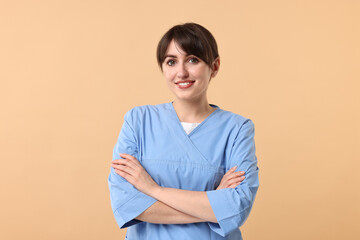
[162,39,219,103]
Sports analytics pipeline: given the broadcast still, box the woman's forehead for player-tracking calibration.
[165,40,189,57]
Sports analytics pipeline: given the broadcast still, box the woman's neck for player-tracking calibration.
[172,98,215,123]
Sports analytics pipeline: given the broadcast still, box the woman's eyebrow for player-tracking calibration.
[164,54,177,59]
[164,53,192,59]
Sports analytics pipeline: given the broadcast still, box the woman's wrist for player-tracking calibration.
[150,185,164,199]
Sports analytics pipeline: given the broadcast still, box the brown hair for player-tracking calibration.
[156,23,219,71]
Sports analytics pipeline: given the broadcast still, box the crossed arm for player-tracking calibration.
[111,153,245,224]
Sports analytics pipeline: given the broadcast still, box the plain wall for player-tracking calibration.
[1,0,359,239]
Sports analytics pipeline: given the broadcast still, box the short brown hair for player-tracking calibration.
[156,23,219,71]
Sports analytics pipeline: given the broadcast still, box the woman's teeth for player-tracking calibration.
[178,82,191,86]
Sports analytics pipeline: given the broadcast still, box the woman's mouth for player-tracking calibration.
[176,81,195,89]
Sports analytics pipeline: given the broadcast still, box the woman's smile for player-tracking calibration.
[176,80,195,89]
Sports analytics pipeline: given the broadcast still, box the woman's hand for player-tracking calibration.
[111,153,161,196]
[216,166,245,190]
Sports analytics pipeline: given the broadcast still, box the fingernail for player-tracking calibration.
[240,171,245,174]
[232,166,237,169]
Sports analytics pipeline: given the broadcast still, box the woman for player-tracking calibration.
[108,23,259,239]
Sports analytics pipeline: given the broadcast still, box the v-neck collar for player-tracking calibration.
[167,101,220,137]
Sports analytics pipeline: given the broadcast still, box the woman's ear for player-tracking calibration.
[211,57,220,78]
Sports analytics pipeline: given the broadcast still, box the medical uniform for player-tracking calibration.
[108,102,259,240]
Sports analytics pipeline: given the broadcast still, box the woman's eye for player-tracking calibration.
[166,60,176,66]
[189,58,199,64]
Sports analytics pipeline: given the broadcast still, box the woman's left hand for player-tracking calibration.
[111,153,160,196]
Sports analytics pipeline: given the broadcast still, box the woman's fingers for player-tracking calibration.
[227,176,245,189]
[229,182,241,188]
[217,167,246,190]
[112,162,137,176]
[222,169,245,182]
[111,154,141,177]
[114,154,159,196]
[218,167,246,189]
[111,159,136,174]
[112,154,139,170]
[224,166,237,176]
[114,168,135,184]
[119,153,142,167]
[219,167,238,184]
[228,171,245,180]
[228,176,245,185]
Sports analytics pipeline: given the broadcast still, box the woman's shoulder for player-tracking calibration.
[125,102,167,115]
[123,102,170,121]
[214,108,255,142]
[214,105,253,128]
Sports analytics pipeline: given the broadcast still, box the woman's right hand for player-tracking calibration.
[216,166,245,190]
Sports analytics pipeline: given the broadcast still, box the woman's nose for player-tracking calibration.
[177,64,189,79]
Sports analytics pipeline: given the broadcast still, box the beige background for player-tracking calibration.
[1,0,359,239]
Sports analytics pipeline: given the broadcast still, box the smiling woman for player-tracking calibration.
[108,23,259,240]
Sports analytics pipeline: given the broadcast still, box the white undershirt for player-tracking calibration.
[181,122,201,135]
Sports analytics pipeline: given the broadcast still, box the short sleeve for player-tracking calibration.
[206,119,259,237]
[108,109,157,228]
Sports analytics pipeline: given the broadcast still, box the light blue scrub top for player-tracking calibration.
[108,102,259,240]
